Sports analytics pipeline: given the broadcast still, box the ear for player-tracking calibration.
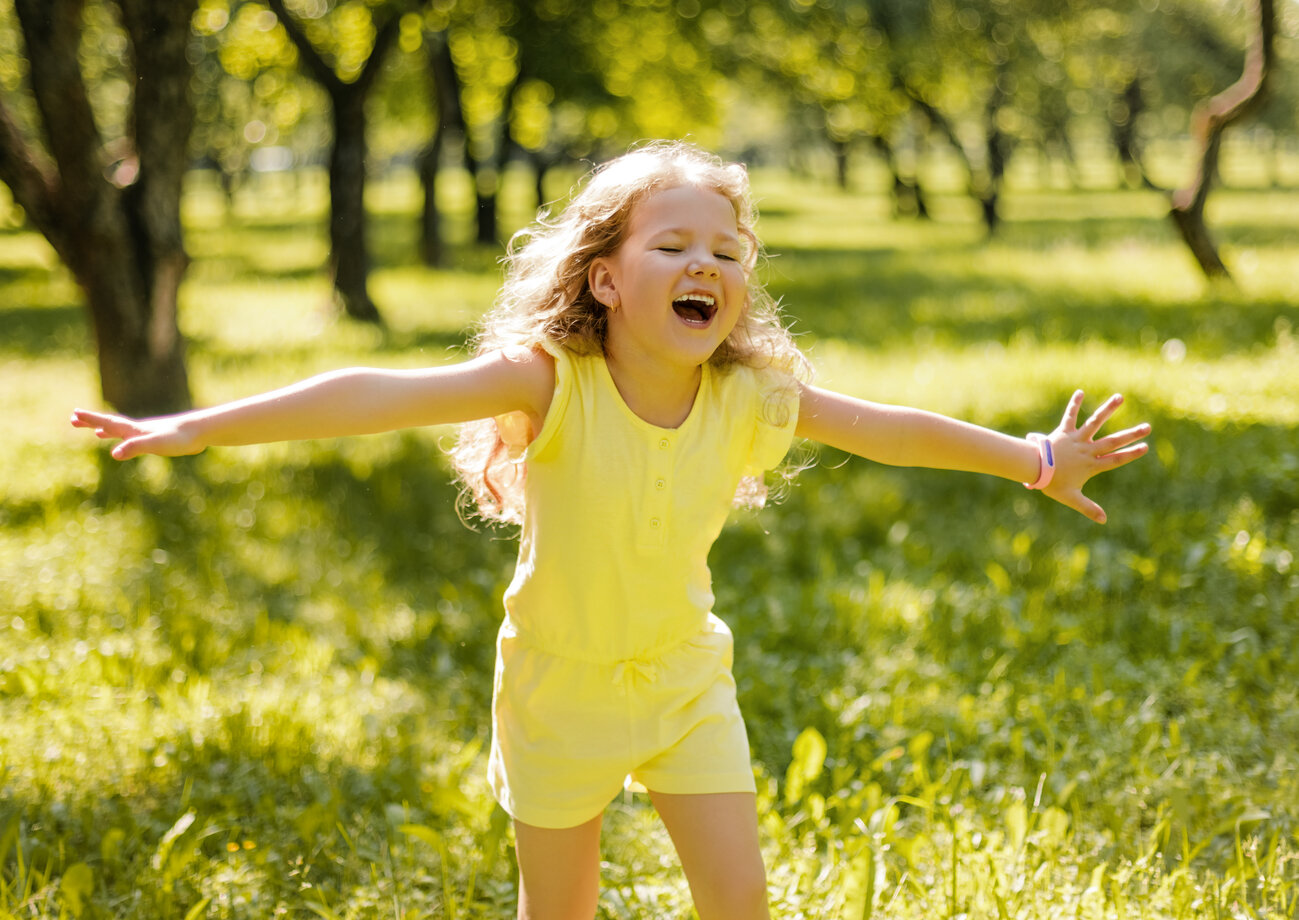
[588,258,620,309]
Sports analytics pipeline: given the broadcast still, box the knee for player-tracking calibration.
[517,880,598,920]
[695,861,769,920]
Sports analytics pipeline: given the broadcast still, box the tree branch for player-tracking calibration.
[1171,0,1276,216]
[1169,0,1277,280]
[116,0,198,197]
[266,0,345,93]
[355,8,405,95]
[13,0,106,223]
[0,97,63,250]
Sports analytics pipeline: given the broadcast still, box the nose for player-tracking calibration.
[688,251,719,279]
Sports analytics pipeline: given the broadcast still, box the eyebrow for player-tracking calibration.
[649,227,742,246]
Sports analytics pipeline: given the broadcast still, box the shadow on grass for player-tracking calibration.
[82,437,511,699]
[769,244,1299,354]
[184,327,472,371]
[8,403,1296,906]
[3,436,520,910]
[22,408,1294,724]
[715,408,1299,774]
[0,303,86,356]
[997,214,1299,250]
[185,211,506,281]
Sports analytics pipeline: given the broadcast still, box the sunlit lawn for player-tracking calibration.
[2,155,1297,918]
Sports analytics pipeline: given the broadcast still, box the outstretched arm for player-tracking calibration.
[796,385,1150,524]
[72,348,555,461]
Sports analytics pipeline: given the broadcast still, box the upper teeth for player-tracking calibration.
[676,294,715,305]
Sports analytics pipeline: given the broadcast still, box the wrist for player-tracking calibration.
[1023,432,1055,490]
[175,412,210,453]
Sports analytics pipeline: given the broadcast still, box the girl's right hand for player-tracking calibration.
[71,409,203,461]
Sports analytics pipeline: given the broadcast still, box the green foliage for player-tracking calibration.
[190,0,326,184]
[2,165,1298,917]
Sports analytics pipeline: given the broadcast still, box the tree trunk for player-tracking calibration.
[417,128,447,267]
[870,134,927,219]
[473,67,523,246]
[978,66,1013,235]
[418,30,461,266]
[267,0,404,323]
[1169,0,1276,282]
[829,137,850,190]
[532,152,553,212]
[0,0,194,415]
[475,177,499,245]
[329,87,380,323]
[1111,77,1159,190]
[904,89,984,225]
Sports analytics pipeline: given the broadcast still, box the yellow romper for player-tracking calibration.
[488,346,799,829]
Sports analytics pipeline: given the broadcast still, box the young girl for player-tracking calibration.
[72,141,1149,920]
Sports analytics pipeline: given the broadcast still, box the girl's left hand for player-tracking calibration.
[1041,391,1150,524]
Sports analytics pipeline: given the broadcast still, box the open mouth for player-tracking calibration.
[672,294,717,325]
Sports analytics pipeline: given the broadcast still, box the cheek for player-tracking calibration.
[725,273,749,308]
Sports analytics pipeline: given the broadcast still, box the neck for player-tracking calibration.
[604,349,703,429]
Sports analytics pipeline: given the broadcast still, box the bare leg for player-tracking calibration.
[513,813,603,920]
[649,791,770,920]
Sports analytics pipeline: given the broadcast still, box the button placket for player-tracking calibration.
[642,435,672,548]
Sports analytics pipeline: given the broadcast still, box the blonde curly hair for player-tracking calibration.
[451,141,810,525]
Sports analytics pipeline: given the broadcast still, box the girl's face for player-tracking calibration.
[589,184,748,375]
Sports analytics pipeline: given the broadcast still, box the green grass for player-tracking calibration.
[2,161,1298,919]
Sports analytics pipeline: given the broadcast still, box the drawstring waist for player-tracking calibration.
[499,618,719,692]
[611,655,660,689]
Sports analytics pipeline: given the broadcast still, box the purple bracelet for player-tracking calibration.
[1024,433,1055,490]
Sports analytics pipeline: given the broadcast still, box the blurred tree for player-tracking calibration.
[497,0,632,210]
[190,0,322,205]
[0,0,196,415]
[1076,3,1239,191]
[854,0,952,216]
[469,0,722,243]
[917,0,1062,232]
[410,0,723,258]
[1170,0,1278,280]
[444,2,519,246]
[369,0,516,257]
[749,0,1074,230]
[264,0,413,324]
[738,0,905,192]
[414,25,465,266]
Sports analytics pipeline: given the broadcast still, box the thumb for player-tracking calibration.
[111,436,153,461]
[1059,489,1107,525]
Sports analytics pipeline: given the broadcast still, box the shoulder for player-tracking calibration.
[479,346,558,432]
[707,361,802,476]
[713,359,799,411]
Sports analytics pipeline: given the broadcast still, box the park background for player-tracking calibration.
[2,0,1298,917]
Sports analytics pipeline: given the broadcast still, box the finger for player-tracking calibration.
[1081,497,1107,525]
[1097,442,1149,470]
[111,437,149,461]
[1059,389,1086,433]
[1057,488,1108,525]
[1079,393,1125,439]
[94,424,137,442]
[72,409,136,440]
[1093,423,1151,454]
[71,409,115,429]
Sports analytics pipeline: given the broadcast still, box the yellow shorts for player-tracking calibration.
[488,620,757,829]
